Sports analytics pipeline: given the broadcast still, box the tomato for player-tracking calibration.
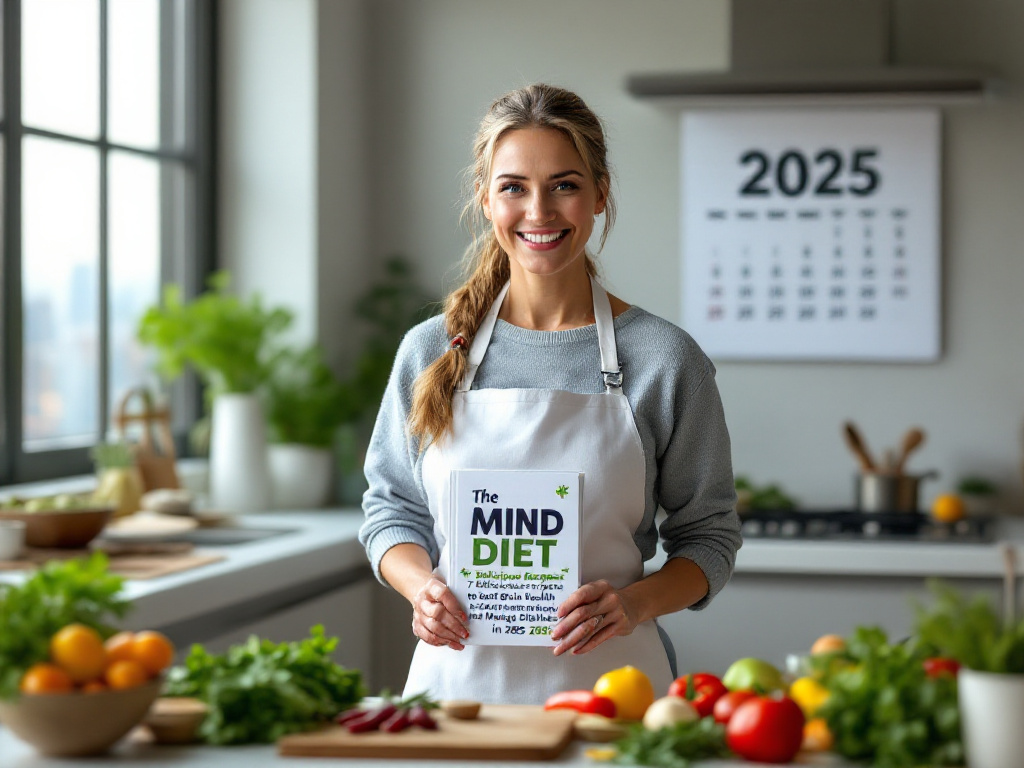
[543,690,616,718]
[923,657,961,678]
[725,694,805,764]
[712,689,757,724]
[667,672,728,718]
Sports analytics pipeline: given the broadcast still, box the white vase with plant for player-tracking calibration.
[916,577,1024,768]
[264,346,356,509]
[137,272,293,514]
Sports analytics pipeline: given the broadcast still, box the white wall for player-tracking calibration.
[358,0,1024,513]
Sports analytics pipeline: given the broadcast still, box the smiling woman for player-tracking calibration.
[359,83,741,707]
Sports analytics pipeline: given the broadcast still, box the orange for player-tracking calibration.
[810,634,847,655]
[104,659,149,690]
[593,665,655,721]
[803,718,835,751]
[131,630,175,676]
[104,631,137,664]
[931,494,965,523]
[49,624,108,683]
[80,679,108,693]
[20,663,74,694]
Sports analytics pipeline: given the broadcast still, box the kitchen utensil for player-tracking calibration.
[1003,544,1016,630]
[0,678,162,756]
[0,507,113,548]
[894,427,926,475]
[277,704,576,760]
[0,519,26,559]
[843,422,876,473]
[855,470,938,513]
[114,387,180,492]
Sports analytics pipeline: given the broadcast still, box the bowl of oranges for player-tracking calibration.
[0,623,175,756]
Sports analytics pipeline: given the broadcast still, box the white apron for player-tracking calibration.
[405,277,673,705]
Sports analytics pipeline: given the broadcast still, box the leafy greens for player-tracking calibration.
[163,625,365,745]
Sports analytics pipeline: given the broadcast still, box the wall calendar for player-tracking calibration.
[680,109,941,362]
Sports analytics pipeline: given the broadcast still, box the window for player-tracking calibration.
[0,0,214,485]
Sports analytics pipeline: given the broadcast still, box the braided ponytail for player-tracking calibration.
[407,84,614,445]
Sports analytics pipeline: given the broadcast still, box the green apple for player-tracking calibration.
[722,657,786,692]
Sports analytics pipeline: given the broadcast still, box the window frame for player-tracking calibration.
[0,0,216,486]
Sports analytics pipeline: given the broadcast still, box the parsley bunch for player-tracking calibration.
[164,625,365,745]
[812,626,962,768]
[0,553,130,699]
[611,718,730,767]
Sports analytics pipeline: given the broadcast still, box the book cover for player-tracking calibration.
[448,469,582,646]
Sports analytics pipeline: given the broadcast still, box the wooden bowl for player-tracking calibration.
[0,507,114,548]
[142,696,208,744]
[0,678,162,756]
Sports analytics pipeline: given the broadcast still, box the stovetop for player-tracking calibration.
[739,509,995,544]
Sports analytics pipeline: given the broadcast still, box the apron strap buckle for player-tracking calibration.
[602,369,623,390]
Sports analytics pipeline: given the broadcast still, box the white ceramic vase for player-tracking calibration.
[958,668,1024,768]
[268,443,334,509]
[209,393,271,513]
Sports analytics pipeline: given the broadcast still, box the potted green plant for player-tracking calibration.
[264,345,358,508]
[915,579,1024,768]
[331,257,437,504]
[957,475,1000,517]
[137,272,293,513]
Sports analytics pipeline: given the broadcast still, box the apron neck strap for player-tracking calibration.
[457,276,623,394]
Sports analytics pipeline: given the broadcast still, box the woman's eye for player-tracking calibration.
[499,182,524,194]
[554,181,579,191]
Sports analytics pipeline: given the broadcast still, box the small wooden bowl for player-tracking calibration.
[0,507,114,549]
[142,696,208,744]
[0,678,162,756]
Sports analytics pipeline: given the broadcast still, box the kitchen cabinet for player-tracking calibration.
[198,580,373,678]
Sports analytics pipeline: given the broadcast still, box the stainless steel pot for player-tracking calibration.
[855,471,939,513]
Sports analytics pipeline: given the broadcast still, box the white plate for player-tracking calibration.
[102,512,199,541]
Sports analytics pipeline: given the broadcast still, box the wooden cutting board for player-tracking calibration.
[277,705,576,761]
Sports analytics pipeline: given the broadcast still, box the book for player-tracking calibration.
[447,469,582,646]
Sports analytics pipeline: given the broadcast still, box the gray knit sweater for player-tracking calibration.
[359,306,742,609]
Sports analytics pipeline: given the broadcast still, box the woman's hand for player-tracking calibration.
[551,580,638,656]
[411,576,470,651]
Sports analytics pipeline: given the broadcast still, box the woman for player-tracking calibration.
[359,84,741,704]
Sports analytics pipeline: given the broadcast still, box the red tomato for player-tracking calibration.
[923,657,961,678]
[725,694,805,764]
[712,689,757,724]
[667,672,728,718]
[543,690,617,718]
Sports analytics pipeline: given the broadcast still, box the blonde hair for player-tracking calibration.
[408,84,616,445]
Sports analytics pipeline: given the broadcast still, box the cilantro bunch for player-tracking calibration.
[0,553,129,699]
[164,625,365,745]
[812,626,962,768]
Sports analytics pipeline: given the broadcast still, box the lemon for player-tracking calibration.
[931,493,965,523]
[593,665,655,721]
[789,676,830,717]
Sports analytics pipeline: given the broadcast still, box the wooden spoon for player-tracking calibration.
[894,428,926,475]
[843,422,876,473]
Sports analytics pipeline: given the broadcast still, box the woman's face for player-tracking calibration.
[482,127,606,280]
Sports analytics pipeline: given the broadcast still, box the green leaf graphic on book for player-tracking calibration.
[460,568,471,577]
[555,484,570,499]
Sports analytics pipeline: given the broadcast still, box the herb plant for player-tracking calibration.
[611,718,731,767]
[264,345,358,448]
[137,271,293,396]
[0,553,130,699]
[811,626,962,768]
[915,579,1024,673]
[163,625,365,745]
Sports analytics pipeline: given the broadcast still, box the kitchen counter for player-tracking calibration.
[0,732,850,767]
